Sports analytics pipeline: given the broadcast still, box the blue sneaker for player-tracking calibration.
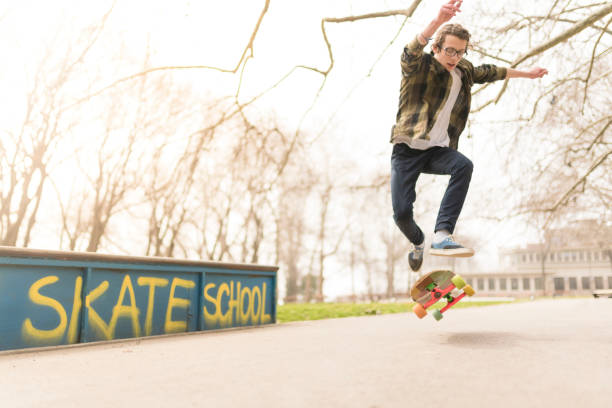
[430,236,474,257]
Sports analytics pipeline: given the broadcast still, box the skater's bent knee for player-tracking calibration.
[455,158,473,174]
[393,208,414,223]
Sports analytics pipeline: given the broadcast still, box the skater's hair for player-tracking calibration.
[433,24,471,51]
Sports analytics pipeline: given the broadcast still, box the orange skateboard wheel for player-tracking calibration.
[413,303,427,319]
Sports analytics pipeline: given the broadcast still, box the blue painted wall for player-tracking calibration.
[0,248,277,351]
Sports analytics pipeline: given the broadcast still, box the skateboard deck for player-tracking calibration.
[410,269,475,321]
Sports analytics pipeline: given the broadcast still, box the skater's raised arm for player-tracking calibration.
[417,0,463,46]
[403,0,463,73]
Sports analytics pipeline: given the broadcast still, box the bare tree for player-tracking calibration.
[0,9,111,247]
[381,227,407,299]
[465,1,612,226]
[275,155,314,302]
[144,122,218,258]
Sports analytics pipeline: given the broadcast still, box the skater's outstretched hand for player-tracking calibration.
[524,67,549,79]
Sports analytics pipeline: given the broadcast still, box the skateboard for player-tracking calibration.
[410,269,475,321]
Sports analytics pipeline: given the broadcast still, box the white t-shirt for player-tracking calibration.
[408,68,462,150]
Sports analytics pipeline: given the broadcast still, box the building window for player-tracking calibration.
[535,278,543,290]
[522,254,526,263]
[554,277,565,291]
[579,252,584,261]
[572,252,577,261]
[608,276,612,289]
[569,277,577,290]
[587,252,591,261]
[523,278,531,290]
[467,279,473,287]
[511,279,519,290]
[478,279,485,291]
[594,252,599,261]
[581,277,591,290]
[595,277,604,290]
[488,278,495,291]
[499,278,507,290]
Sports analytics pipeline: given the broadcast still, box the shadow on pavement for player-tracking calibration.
[442,331,524,349]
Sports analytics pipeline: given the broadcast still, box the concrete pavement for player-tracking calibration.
[1,298,611,408]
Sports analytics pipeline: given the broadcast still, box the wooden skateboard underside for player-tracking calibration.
[410,269,455,305]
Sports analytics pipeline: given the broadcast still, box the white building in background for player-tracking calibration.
[462,220,612,297]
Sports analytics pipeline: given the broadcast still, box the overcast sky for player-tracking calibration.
[1,1,556,297]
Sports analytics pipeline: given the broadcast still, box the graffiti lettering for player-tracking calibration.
[203,281,271,328]
[137,277,169,336]
[22,276,66,342]
[19,274,272,345]
[165,278,196,334]
[85,280,113,339]
[21,276,84,344]
[109,275,142,337]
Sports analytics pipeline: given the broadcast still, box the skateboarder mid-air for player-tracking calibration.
[390,0,548,272]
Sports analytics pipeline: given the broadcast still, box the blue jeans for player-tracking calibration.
[391,143,473,245]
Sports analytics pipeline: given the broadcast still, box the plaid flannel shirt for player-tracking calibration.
[391,35,507,150]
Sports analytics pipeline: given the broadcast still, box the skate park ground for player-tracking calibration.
[1,298,610,408]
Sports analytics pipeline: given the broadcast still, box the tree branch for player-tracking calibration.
[323,5,422,23]
[512,4,612,68]
[543,149,612,229]
[582,15,612,113]
[473,3,612,111]
[67,0,271,109]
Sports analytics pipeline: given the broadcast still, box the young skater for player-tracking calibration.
[390,0,548,271]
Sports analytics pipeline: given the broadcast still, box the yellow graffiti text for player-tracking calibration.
[137,277,169,336]
[203,281,271,328]
[85,280,113,339]
[22,276,68,343]
[22,276,83,344]
[21,274,270,344]
[165,278,196,334]
[67,276,83,343]
[109,275,142,337]
[86,276,144,339]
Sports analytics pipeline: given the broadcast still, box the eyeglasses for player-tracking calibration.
[442,47,468,58]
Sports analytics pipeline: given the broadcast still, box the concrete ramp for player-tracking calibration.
[0,247,277,351]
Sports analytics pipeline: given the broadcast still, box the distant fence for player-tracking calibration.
[0,247,277,352]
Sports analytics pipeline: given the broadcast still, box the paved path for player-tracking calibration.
[1,298,611,408]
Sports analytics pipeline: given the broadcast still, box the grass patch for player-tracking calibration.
[277,300,515,323]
